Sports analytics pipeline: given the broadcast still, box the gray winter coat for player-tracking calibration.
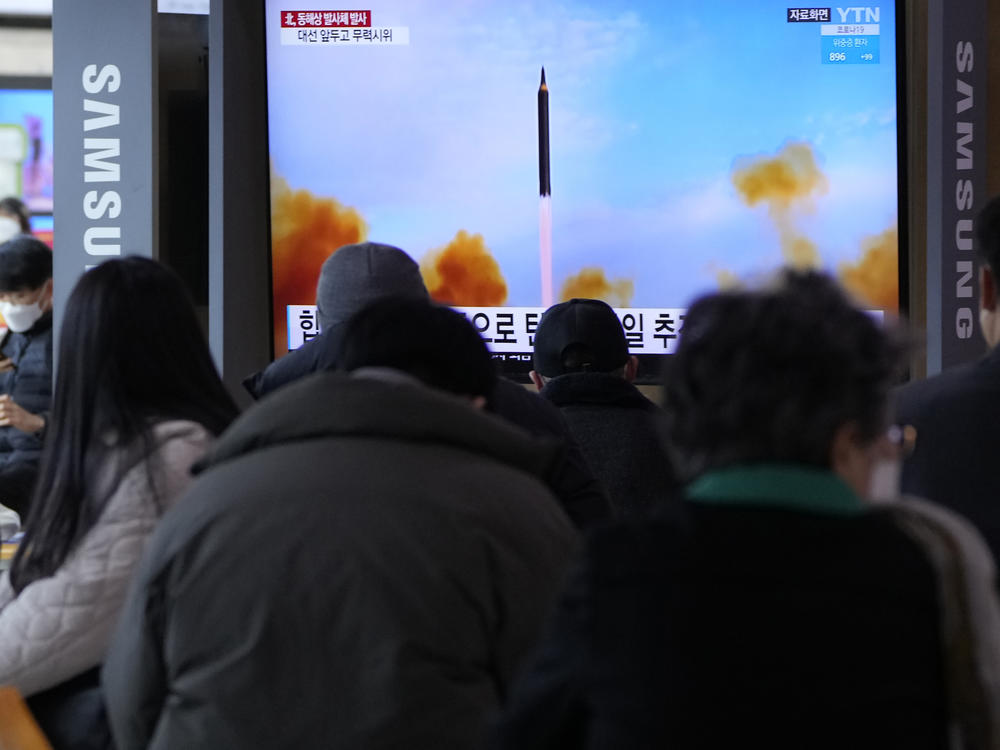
[103,372,579,750]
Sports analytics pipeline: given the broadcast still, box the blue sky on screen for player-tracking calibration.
[266,1,897,306]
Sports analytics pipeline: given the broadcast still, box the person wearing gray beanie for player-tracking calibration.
[243,242,428,400]
[315,242,429,331]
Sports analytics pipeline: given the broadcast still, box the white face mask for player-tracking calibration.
[867,456,901,503]
[0,299,45,333]
[0,217,19,245]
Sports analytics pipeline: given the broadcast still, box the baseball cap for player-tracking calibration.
[532,298,629,376]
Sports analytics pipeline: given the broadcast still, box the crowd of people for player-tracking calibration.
[0,195,997,749]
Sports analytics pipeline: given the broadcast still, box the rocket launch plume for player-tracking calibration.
[421,230,508,306]
[271,172,368,356]
[538,67,554,306]
[839,225,898,311]
[732,142,828,269]
[540,197,553,307]
[560,268,634,307]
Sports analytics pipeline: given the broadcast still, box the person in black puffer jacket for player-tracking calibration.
[496,271,1000,750]
[530,298,676,519]
[0,236,53,517]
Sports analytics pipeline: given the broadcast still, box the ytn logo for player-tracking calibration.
[835,7,881,22]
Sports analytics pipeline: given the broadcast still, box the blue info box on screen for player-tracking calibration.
[821,34,880,64]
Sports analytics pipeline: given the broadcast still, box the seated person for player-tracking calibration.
[0,237,53,516]
[495,271,1000,750]
[0,257,238,745]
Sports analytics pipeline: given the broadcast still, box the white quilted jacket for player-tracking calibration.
[0,420,213,697]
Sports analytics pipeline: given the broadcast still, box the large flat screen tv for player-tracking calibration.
[264,2,904,380]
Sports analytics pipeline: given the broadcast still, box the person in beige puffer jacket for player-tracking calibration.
[0,257,238,742]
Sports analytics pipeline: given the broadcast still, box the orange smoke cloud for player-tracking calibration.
[710,265,742,290]
[559,268,634,307]
[781,234,821,269]
[732,142,827,269]
[421,230,508,306]
[839,226,898,311]
[271,174,367,356]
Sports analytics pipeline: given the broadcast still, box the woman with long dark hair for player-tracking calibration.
[0,256,238,700]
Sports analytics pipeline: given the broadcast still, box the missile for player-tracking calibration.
[538,67,553,306]
[538,67,550,196]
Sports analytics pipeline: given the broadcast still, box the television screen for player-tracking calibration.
[0,88,53,216]
[264,2,901,378]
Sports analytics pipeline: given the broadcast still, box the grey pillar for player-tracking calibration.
[208,0,272,404]
[924,0,989,373]
[52,0,158,364]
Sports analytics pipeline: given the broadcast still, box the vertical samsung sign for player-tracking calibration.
[52,0,157,354]
[927,0,987,372]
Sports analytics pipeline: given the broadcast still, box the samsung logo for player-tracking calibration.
[954,41,975,339]
[81,64,123,259]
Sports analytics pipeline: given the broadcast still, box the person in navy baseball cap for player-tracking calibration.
[531,298,632,380]
[530,297,671,520]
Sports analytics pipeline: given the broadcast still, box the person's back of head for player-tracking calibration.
[53,256,238,433]
[315,242,429,331]
[664,270,904,491]
[530,298,634,387]
[10,256,239,593]
[339,296,496,402]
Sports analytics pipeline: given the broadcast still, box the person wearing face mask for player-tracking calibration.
[495,271,1000,750]
[895,194,1000,567]
[0,236,52,520]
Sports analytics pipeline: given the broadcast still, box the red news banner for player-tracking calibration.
[280,10,372,27]
[279,9,409,45]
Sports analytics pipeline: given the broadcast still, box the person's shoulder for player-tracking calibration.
[244,332,336,399]
[894,353,999,421]
[119,420,213,488]
[491,377,568,438]
[151,419,214,454]
[541,372,657,411]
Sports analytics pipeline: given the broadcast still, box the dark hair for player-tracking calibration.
[338,296,497,398]
[975,194,1000,277]
[663,270,904,481]
[10,256,239,592]
[0,197,31,234]
[0,235,51,291]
